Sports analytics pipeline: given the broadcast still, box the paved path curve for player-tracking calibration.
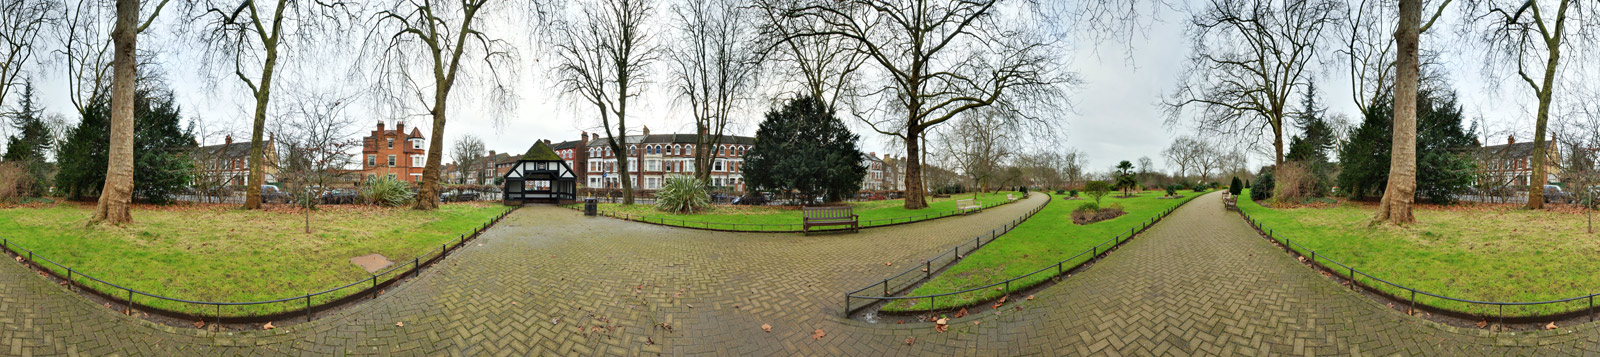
[2,192,1597,355]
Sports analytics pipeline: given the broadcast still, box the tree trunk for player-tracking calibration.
[243,44,279,210]
[903,131,927,209]
[1374,0,1421,225]
[1273,120,1285,167]
[1525,42,1561,209]
[413,97,447,210]
[91,0,139,226]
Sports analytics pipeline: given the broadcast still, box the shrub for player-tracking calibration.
[1084,181,1111,204]
[1073,201,1099,213]
[1274,162,1319,203]
[1230,177,1243,196]
[1191,182,1207,192]
[1164,185,1179,197]
[362,177,414,207]
[1252,169,1276,201]
[0,162,33,202]
[656,176,711,214]
[1069,189,1078,197]
[1055,189,1065,195]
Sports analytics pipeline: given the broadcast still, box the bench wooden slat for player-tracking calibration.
[802,206,859,235]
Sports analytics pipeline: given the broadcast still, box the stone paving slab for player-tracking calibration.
[2,192,1598,355]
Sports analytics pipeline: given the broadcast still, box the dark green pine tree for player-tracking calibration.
[1337,88,1477,204]
[742,96,867,203]
[1286,81,1335,163]
[55,85,195,203]
[3,80,52,197]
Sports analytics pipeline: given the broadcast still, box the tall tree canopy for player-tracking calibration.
[742,95,866,203]
[56,84,195,204]
[1337,88,1476,204]
[3,81,51,197]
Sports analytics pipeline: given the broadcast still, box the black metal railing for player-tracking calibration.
[1237,204,1599,324]
[843,193,1205,315]
[585,194,1029,233]
[0,207,517,325]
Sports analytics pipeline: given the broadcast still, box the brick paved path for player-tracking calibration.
[2,192,1598,355]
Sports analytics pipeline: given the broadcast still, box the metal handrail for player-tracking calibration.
[584,194,1028,233]
[844,193,1205,315]
[0,207,517,323]
[1238,204,1600,322]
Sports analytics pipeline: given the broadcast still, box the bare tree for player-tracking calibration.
[51,0,112,117]
[1337,0,1396,118]
[1059,148,1088,189]
[552,0,657,205]
[91,0,173,225]
[451,134,485,184]
[190,0,353,210]
[753,0,865,111]
[1374,0,1455,225]
[1,0,58,109]
[781,0,1074,209]
[668,0,762,182]
[1165,0,1339,167]
[274,94,358,233]
[370,0,519,210]
[934,110,1017,194]
[1473,0,1596,209]
[1163,135,1207,180]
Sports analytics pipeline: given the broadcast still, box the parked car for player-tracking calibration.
[441,190,481,202]
[1544,185,1572,204]
[260,185,289,204]
[320,189,360,204]
[732,194,767,206]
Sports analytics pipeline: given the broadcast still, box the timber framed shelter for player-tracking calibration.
[503,140,578,204]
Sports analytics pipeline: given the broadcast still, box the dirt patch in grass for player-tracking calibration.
[350,254,393,273]
[1071,207,1126,225]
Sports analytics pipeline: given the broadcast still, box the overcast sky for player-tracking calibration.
[12,0,1593,175]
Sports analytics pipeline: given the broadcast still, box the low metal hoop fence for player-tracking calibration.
[844,193,1204,315]
[1236,208,1600,325]
[0,207,517,326]
[585,194,1029,233]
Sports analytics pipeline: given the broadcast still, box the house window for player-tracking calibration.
[387,138,394,149]
[412,140,422,149]
[412,155,424,167]
[388,155,397,166]
[367,155,376,167]
[714,160,723,171]
[629,146,636,156]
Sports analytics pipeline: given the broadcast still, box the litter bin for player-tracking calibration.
[584,198,597,216]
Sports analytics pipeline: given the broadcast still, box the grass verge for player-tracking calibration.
[881,191,1201,312]
[588,192,1022,231]
[0,202,509,317]
[1238,189,1600,317]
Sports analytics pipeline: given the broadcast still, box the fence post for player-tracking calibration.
[926,261,931,279]
[1410,291,1416,316]
[883,279,890,296]
[371,275,378,299]
[307,294,313,322]
[1349,267,1355,291]
[126,290,133,315]
[67,269,72,291]
[845,296,850,316]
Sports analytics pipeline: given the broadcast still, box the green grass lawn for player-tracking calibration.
[1238,189,1600,317]
[0,202,509,317]
[882,190,1202,312]
[590,192,1022,231]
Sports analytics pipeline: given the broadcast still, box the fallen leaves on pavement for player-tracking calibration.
[263,322,275,330]
[1546,322,1558,330]
[812,329,826,340]
[761,323,771,332]
[934,318,949,333]
[954,308,968,318]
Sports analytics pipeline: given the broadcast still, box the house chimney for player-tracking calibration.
[582,131,588,141]
[225,135,233,146]
[643,126,651,136]
[396,122,405,134]
[377,121,385,132]
[1508,135,1516,145]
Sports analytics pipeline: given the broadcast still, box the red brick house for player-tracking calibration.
[359,121,427,183]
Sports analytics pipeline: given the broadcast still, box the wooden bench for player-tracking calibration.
[1223,192,1238,210]
[1006,194,1016,200]
[956,199,981,214]
[802,206,859,235]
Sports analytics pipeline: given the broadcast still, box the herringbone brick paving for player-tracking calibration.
[1,192,1597,355]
